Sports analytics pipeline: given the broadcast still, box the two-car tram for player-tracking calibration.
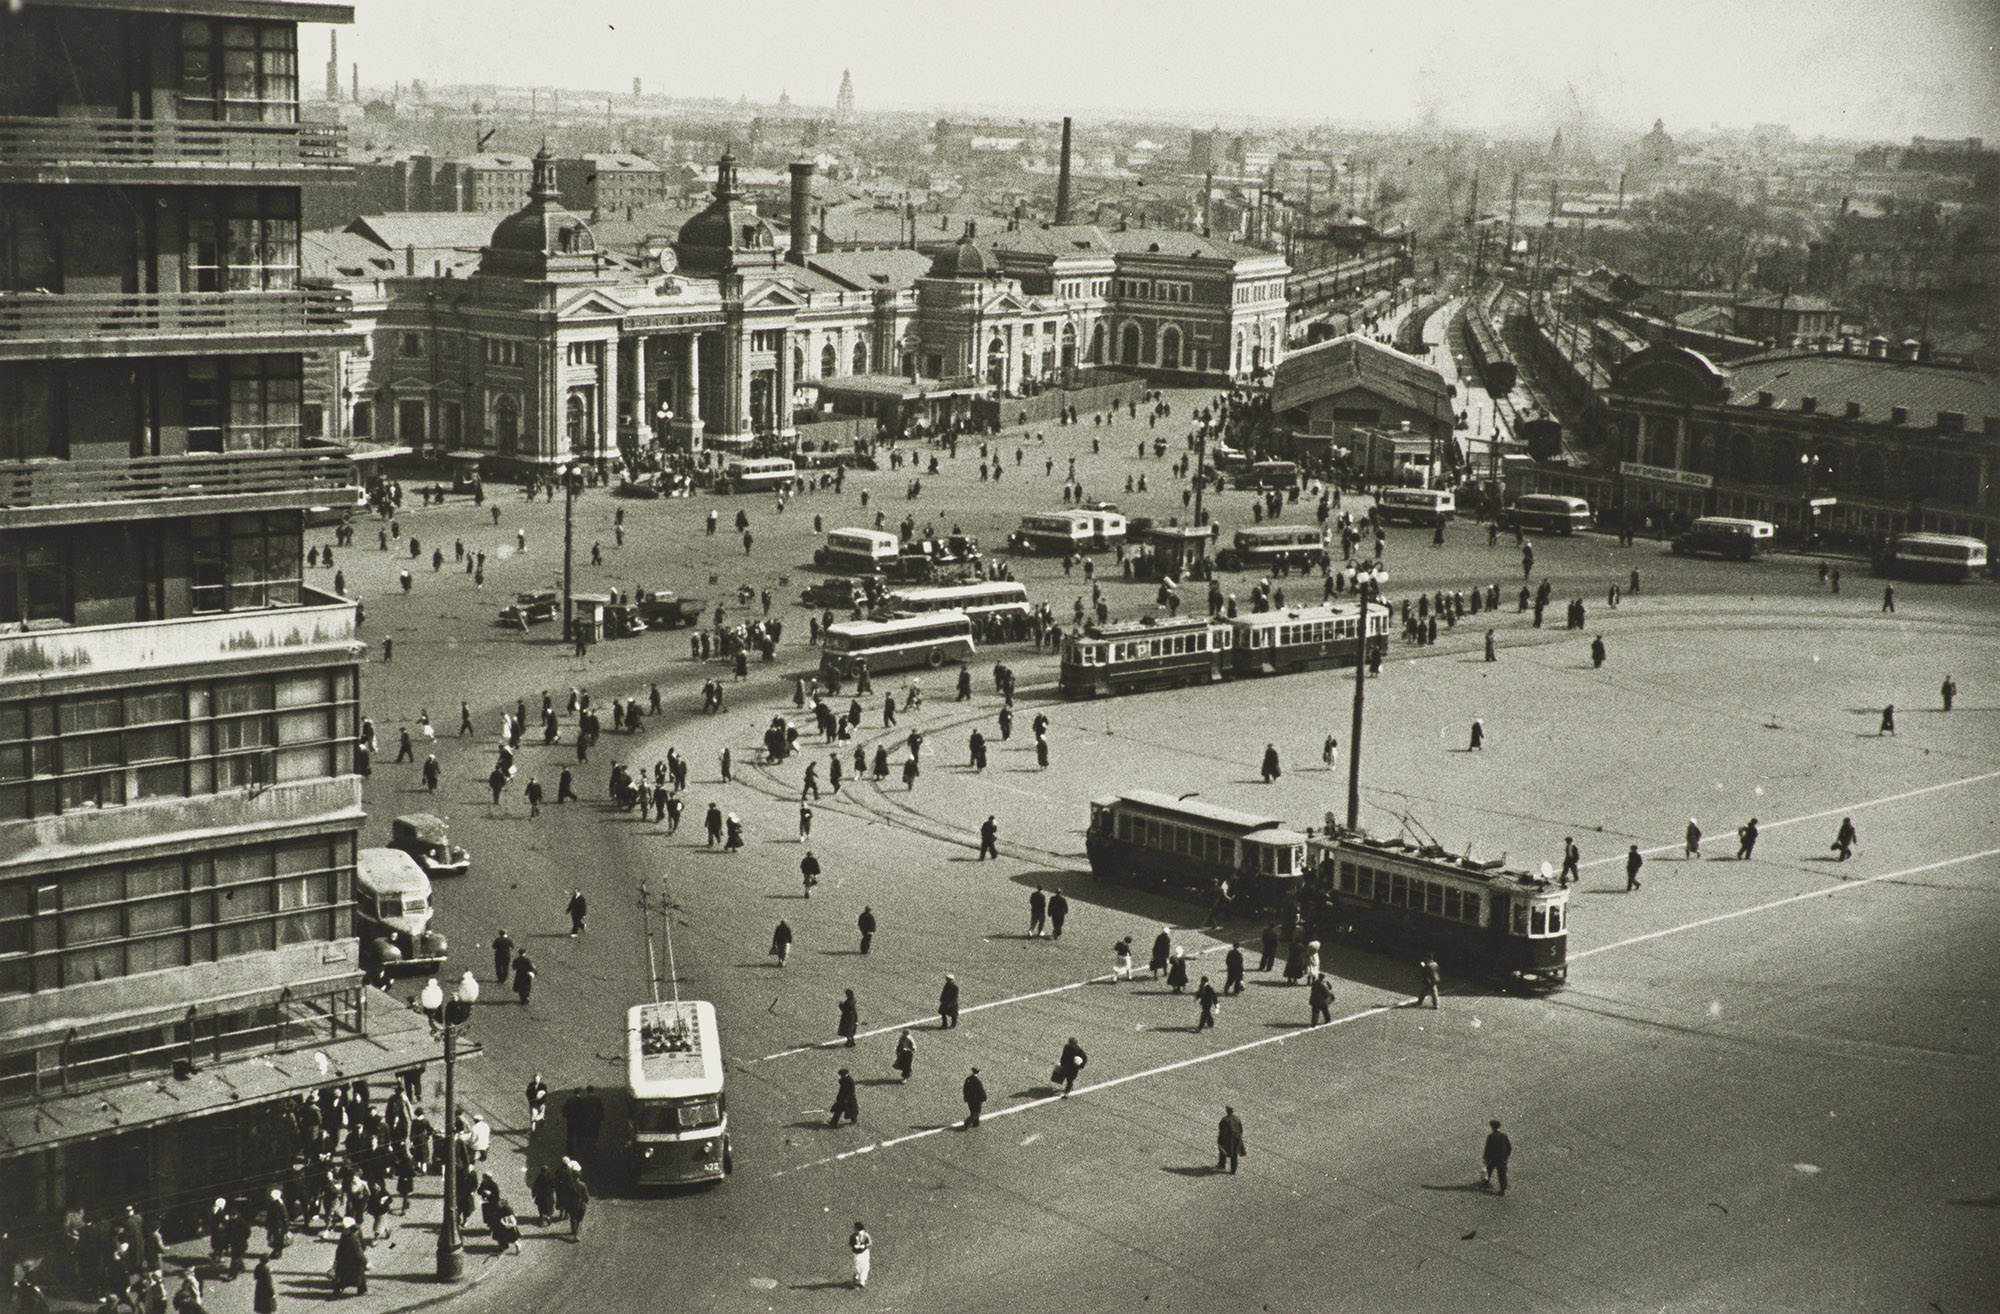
[1305,830,1567,989]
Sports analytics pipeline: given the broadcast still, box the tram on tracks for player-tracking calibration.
[1082,794,1569,989]
[1058,600,1387,697]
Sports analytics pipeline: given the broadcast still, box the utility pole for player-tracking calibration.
[561,464,578,642]
[1504,170,1521,268]
[1344,575,1378,831]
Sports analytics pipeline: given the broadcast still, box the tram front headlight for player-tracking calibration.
[640,1145,654,1159]
[700,1139,715,1155]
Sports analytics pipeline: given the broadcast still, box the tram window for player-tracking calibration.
[1175,827,1190,856]
[1425,883,1443,914]
[1462,894,1479,924]
[1513,906,1530,936]
[1144,819,1159,848]
[1115,814,1129,839]
[1338,862,1355,892]
[1219,839,1234,868]
[1388,873,1404,904]
[1444,888,1461,919]
[1531,906,1547,935]
[1376,872,1392,901]
[1203,834,1218,862]
[1356,868,1373,898]
[1548,904,1562,933]
[1278,847,1293,875]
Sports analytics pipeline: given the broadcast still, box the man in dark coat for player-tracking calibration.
[1590,635,1606,668]
[1260,743,1281,782]
[1150,928,1172,978]
[1028,886,1046,935]
[1483,1120,1513,1194]
[837,989,859,1046]
[511,951,536,1005]
[937,975,960,1028]
[1216,1106,1246,1174]
[491,929,514,984]
[962,1068,987,1127]
[856,907,876,955]
[1832,816,1858,861]
[331,1220,367,1294]
[566,890,588,936]
[1223,943,1246,995]
[828,1068,860,1126]
[1415,955,1441,1009]
[1308,972,1335,1026]
[1194,975,1219,1030]
[1258,923,1279,972]
[1046,889,1069,939]
[1055,1037,1087,1095]
[1625,846,1643,891]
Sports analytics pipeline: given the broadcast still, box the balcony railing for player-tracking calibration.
[0,287,355,358]
[0,450,360,527]
[0,586,358,687]
[0,116,346,179]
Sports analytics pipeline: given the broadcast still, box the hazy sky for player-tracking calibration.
[326,0,2000,142]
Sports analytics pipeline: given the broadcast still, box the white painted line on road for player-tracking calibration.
[743,944,1229,1064]
[1571,847,2000,961]
[771,1001,1401,1178]
[1579,768,2000,868]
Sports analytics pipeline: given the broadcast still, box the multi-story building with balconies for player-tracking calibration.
[0,0,437,1248]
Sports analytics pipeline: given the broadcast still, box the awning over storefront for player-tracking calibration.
[0,988,447,1160]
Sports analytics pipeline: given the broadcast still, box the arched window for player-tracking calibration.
[492,394,519,452]
[1088,323,1105,364]
[792,345,805,382]
[821,342,838,377]
[1769,437,1798,486]
[1729,431,1757,481]
[566,392,589,449]
[1234,330,1246,374]
[1061,323,1078,369]
[852,341,867,375]
[1160,326,1182,371]
[1120,323,1142,365]
[986,337,1007,386]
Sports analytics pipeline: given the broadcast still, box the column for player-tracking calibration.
[674,333,703,450]
[1671,414,1688,471]
[630,336,651,446]
[775,328,795,437]
[600,336,618,467]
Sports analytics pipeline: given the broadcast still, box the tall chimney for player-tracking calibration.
[325,32,340,103]
[1054,116,1073,226]
[350,64,358,103]
[787,161,816,265]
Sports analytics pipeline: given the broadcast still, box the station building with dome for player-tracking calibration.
[306,151,1290,475]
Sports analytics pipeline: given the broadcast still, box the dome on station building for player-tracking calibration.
[674,152,779,275]
[927,221,996,279]
[478,147,605,282]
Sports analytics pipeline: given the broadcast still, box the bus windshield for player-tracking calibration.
[633,1097,723,1134]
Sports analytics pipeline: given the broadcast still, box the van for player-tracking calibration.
[1673,516,1776,560]
[1008,512,1095,555]
[1374,487,1456,526]
[815,528,900,573]
[356,848,448,977]
[391,813,470,879]
[1501,494,1593,536]
[1083,510,1128,549]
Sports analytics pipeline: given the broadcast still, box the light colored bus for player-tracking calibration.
[1374,486,1456,527]
[1008,511,1096,555]
[626,1000,730,1186]
[355,848,448,978]
[1672,516,1776,560]
[820,610,976,680]
[1236,460,1301,491]
[1874,533,1990,582]
[874,581,1031,632]
[1500,494,1593,536]
[814,527,899,573]
[720,457,797,495]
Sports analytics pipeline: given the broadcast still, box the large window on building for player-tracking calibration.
[186,356,302,453]
[0,834,353,996]
[0,669,355,824]
[0,363,63,461]
[179,19,298,124]
[190,513,302,611]
[0,532,68,627]
[185,192,300,294]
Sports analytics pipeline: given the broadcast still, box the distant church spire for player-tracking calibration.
[835,69,856,122]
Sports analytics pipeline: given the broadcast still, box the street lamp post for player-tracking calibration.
[560,464,582,642]
[420,973,479,1281]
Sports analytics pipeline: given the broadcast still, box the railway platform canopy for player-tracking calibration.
[1271,334,1454,450]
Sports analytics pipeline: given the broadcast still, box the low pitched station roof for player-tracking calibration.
[1720,351,2000,425]
[1272,334,1452,423]
[346,211,501,255]
[807,249,935,292]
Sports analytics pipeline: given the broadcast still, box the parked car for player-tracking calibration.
[801,576,877,609]
[391,813,471,880]
[498,589,560,627]
[614,476,664,499]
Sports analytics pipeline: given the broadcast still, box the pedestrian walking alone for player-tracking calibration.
[1308,972,1335,1026]
[1194,976,1219,1030]
[800,850,821,897]
[1028,885,1047,936]
[1258,923,1278,972]
[848,1222,872,1289]
[962,1068,986,1126]
[1625,845,1643,891]
[1832,816,1857,862]
[1054,1037,1088,1095]
[1879,704,1896,735]
[1223,943,1245,995]
[856,907,876,955]
[1482,1120,1512,1194]
[770,919,793,966]
[1685,818,1702,859]
[1260,743,1281,783]
[1415,955,1441,1009]
[1112,937,1134,980]
[892,1029,915,1082]
[1216,1107,1246,1174]
[1047,888,1069,939]
[979,815,999,860]
[511,951,536,1005]
[828,1069,859,1127]
[566,889,588,936]
[1882,584,1895,613]
[1150,927,1172,979]
[938,973,960,1028]
[1468,718,1484,751]
[1560,837,1580,884]
[1941,675,1956,711]
[1590,635,1606,669]
[1737,818,1760,859]
[492,929,514,984]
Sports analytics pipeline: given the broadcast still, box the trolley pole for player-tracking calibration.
[1345,576,1374,831]
[560,464,580,642]
[1192,425,1209,528]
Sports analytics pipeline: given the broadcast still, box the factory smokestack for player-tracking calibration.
[1054,116,1073,226]
[787,161,817,265]
[325,32,339,102]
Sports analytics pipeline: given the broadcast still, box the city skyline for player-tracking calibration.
[323,0,2000,142]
